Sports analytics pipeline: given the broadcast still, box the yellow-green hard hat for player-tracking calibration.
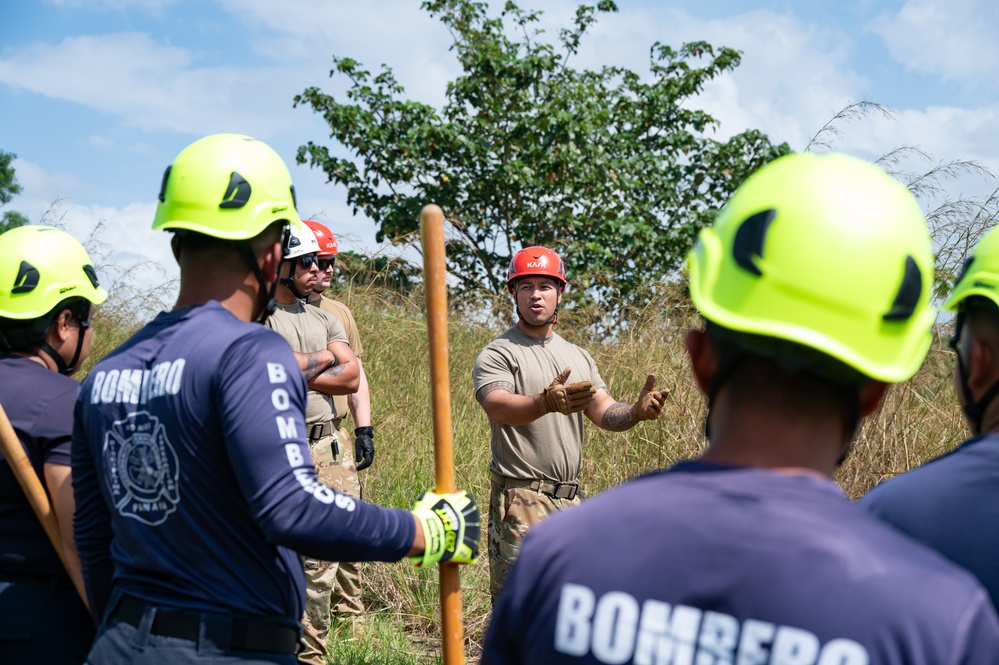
[153,133,299,240]
[943,225,999,312]
[687,152,935,383]
[0,225,108,320]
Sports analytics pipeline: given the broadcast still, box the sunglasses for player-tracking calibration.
[295,255,317,270]
[296,255,335,271]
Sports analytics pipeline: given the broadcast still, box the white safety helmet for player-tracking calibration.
[284,221,320,260]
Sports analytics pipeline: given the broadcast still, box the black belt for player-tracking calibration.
[308,420,340,456]
[309,420,335,442]
[112,595,300,655]
[492,472,580,500]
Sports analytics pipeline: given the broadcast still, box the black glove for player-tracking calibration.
[354,426,375,471]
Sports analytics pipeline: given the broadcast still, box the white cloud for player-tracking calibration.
[9,158,88,207]
[870,0,999,83]
[571,6,867,151]
[215,0,459,108]
[0,32,313,139]
[832,104,999,198]
[7,158,177,283]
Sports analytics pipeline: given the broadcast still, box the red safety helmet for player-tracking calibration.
[506,246,566,293]
[303,219,338,257]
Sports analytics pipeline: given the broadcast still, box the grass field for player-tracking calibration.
[83,281,967,665]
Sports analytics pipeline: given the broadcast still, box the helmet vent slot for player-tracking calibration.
[883,255,922,321]
[952,256,974,290]
[158,166,172,203]
[12,261,40,294]
[732,208,776,277]
[83,264,100,289]
[219,171,252,209]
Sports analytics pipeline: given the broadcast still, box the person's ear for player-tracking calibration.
[685,328,715,396]
[966,337,999,399]
[262,243,283,283]
[170,234,181,261]
[57,309,79,340]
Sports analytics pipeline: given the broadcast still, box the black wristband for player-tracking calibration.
[354,426,374,438]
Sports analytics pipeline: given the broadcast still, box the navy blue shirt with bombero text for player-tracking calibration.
[72,301,415,621]
[482,462,999,665]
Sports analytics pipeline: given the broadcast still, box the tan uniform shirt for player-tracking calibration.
[314,295,364,423]
[472,326,606,483]
[266,300,349,424]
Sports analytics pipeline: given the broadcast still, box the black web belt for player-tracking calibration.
[111,594,300,655]
[492,472,579,500]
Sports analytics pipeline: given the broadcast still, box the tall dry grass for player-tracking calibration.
[318,281,968,663]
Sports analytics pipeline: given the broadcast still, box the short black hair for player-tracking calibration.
[705,321,866,436]
[706,321,868,389]
[172,221,287,270]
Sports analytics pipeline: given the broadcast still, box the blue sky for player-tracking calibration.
[2,0,999,300]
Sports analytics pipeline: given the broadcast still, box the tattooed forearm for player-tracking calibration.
[301,352,331,381]
[601,402,638,432]
[322,363,346,378]
[476,381,515,404]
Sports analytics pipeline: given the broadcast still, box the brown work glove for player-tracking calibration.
[630,374,668,421]
[537,367,596,415]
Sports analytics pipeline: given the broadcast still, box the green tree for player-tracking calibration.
[295,0,790,316]
[0,150,29,233]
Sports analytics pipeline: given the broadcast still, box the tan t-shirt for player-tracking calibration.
[266,300,349,424]
[314,294,363,421]
[472,326,606,483]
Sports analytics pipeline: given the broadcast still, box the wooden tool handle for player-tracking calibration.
[420,203,466,665]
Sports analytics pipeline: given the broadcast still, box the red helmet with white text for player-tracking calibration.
[304,219,338,258]
[506,246,566,293]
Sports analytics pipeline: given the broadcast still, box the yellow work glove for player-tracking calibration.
[537,367,596,415]
[630,374,668,421]
[410,490,480,567]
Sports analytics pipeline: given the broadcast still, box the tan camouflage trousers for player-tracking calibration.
[299,427,365,665]
[488,476,581,603]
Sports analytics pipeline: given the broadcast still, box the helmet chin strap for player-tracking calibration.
[279,275,309,300]
[37,307,91,375]
[38,341,72,375]
[239,241,278,324]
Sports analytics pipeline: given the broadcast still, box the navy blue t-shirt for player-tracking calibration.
[482,461,999,664]
[0,354,78,578]
[862,434,999,611]
[72,301,414,621]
